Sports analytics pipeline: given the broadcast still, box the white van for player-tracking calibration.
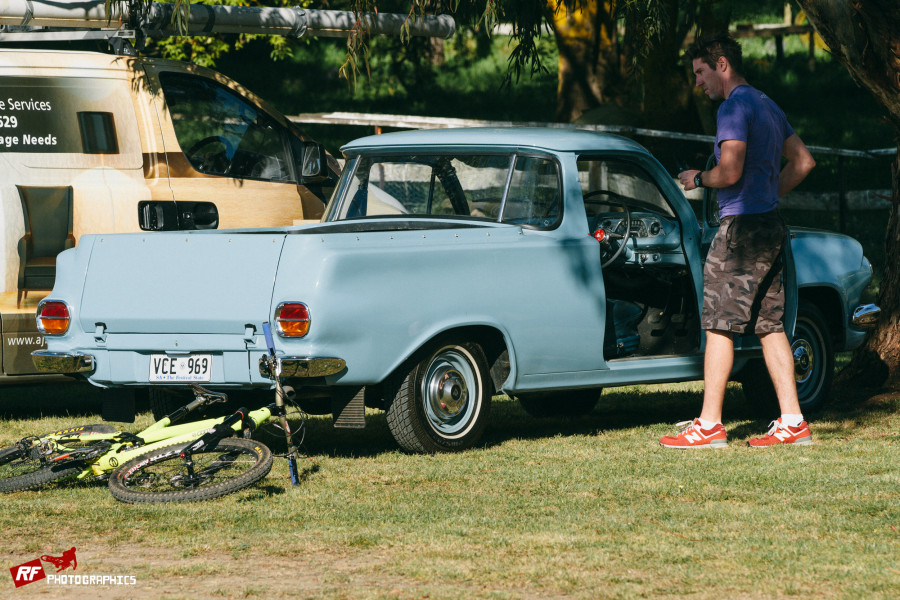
[0,48,336,380]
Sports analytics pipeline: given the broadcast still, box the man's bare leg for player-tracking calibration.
[699,330,734,423]
[759,331,801,415]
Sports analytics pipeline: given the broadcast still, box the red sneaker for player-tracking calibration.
[659,419,727,449]
[748,418,812,447]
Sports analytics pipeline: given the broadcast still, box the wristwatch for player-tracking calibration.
[693,172,704,188]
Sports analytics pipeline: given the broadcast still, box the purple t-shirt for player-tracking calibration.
[715,85,795,217]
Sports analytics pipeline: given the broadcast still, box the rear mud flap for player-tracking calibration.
[331,387,366,429]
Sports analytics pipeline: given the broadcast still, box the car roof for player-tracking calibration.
[341,127,648,155]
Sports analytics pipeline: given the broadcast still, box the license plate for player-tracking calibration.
[149,354,212,382]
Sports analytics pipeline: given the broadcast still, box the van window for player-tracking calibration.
[0,77,124,154]
[158,72,294,182]
[78,112,118,154]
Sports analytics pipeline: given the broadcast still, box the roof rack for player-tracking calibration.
[0,1,455,55]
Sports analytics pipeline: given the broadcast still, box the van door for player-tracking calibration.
[0,60,145,374]
[143,65,328,230]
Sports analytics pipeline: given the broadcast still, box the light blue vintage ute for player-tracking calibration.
[34,128,877,452]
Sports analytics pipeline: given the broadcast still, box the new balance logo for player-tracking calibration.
[683,432,703,443]
[774,430,792,441]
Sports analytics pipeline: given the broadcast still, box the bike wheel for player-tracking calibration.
[0,444,84,493]
[108,437,273,503]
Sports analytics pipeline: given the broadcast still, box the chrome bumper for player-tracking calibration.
[32,350,95,374]
[851,304,880,330]
[258,356,346,378]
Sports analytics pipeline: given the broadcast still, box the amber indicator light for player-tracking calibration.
[38,301,70,335]
[275,303,310,337]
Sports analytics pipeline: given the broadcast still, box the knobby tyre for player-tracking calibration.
[386,338,492,453]
[0,445,84,493]
[108,437,273,503]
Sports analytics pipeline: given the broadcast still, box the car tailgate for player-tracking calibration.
[78,232,285,334]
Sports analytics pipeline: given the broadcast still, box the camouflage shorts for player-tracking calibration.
[701,211,786,335]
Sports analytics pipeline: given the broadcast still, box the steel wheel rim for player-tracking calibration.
[421,348,481,438]
[793,319,822,399]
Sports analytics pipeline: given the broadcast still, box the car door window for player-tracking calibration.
[159,72,293,182]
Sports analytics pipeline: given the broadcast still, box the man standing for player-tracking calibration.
[660,32,816,449]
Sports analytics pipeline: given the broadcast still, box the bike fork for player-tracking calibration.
[262,322,301,487]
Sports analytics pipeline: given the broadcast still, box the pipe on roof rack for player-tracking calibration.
[0,1,455,39]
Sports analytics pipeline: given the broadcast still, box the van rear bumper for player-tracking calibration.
[32,350,95,374]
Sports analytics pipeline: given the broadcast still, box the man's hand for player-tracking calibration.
[679,169,702,191]
[679,140,747,192]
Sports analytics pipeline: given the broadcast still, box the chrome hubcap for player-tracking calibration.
[421,348,480,437]
[792,339,814,383]
[428,369,468,418]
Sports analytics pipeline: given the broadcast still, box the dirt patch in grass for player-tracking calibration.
[3,544,572,600]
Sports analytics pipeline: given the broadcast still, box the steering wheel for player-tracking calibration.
[584,190,633,268]
[186,135,235,174]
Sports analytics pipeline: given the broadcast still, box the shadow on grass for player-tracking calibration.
[0,381,107,420]
[283,385,759,458]
[4,380,896,459]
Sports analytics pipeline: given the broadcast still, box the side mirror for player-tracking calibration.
[300,142,329,182]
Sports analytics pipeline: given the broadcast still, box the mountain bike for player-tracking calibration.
[0,385,277,503]
[2,323,305,503]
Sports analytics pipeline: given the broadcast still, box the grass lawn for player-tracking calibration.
[1,377,897,599]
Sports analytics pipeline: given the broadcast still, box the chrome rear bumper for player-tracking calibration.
[32,350,95,374]
[258,356,346,378]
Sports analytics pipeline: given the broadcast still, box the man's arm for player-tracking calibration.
[779,133,815,197]
[679,140,746,191]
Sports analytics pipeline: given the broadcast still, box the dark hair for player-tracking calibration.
[684,32,743,75]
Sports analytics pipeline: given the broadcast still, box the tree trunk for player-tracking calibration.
[547,1,620,122]
[796,0,900,391]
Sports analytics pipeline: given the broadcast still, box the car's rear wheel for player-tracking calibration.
[517,389,601,418]
[740,301,834,417]
[386,338,492,453]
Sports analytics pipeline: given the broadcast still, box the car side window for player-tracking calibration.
[501,156,561,228]
[158,72,293,182]
[337,154,511,220]
[577,157,675,230]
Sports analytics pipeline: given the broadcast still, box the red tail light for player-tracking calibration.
[37,301,71,335]
[275,302,310,337]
